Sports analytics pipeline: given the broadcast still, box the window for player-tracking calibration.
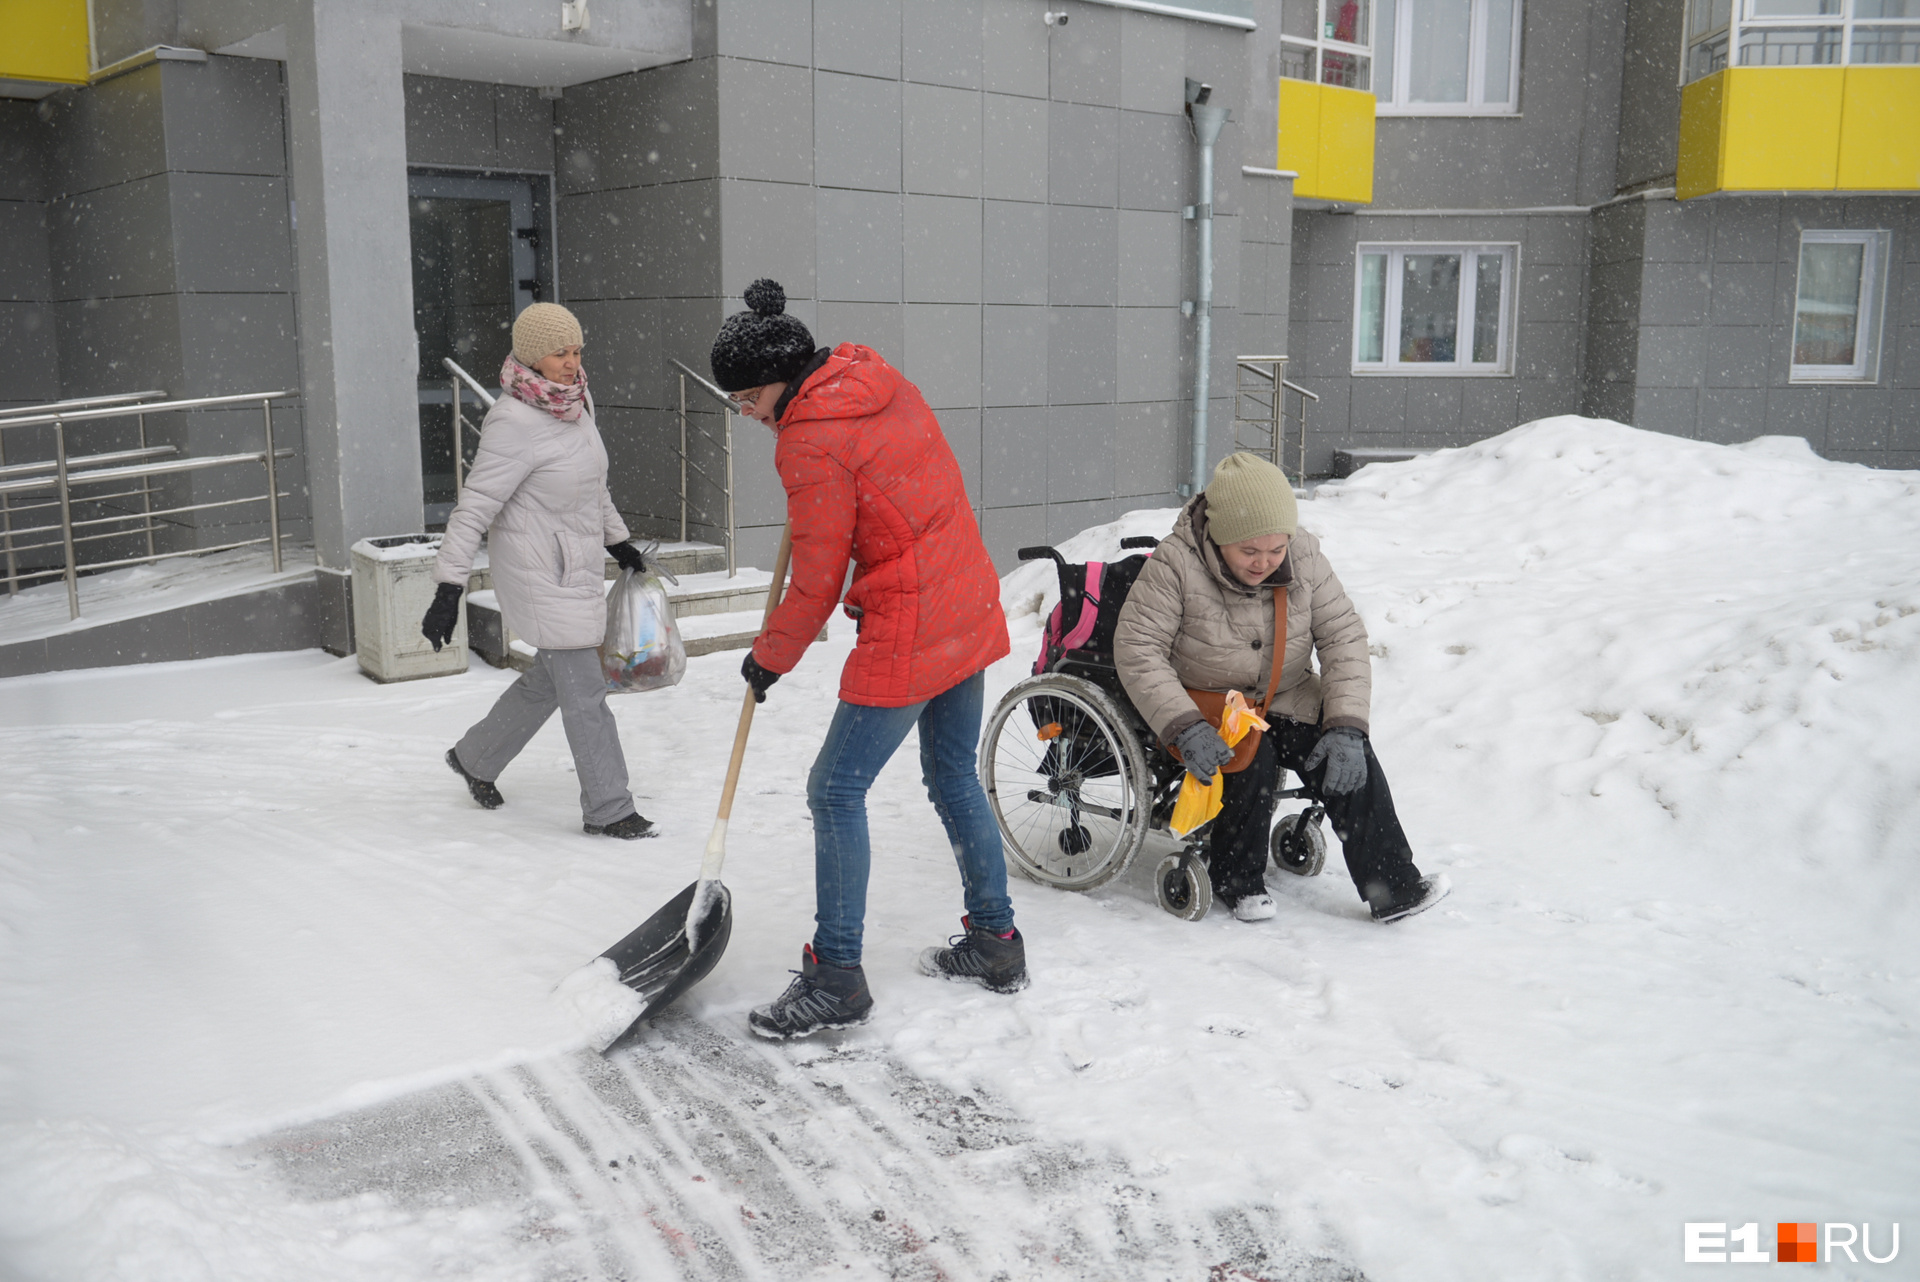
[1353,245,1517,374]
[1279,0,1376,90]
[1790,230,1890,382]
[1683,0,1920,83]
[1372,0,1524,113]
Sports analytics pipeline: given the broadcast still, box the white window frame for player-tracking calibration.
[1789,229,1891,384]
[1374,0,1526,116]
[1279,0,1377,92]
[1681,0,1920,86]
[1352,243,1520,376]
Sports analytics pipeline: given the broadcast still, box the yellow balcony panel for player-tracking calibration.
[1838,66,1920,191]
[1677,66,1920,198]
[1721,67,1843,191]
[0,0,91,87]
[1278,79,1374,204]
[1676,72,1726,200]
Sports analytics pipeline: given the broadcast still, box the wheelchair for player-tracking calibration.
[982,539,1332,921]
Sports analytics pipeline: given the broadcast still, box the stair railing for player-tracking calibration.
[669,358,740,578]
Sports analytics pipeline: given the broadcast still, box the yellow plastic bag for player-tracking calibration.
[1168,691,1270,836]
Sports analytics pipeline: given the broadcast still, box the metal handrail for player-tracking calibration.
[0,445,176,481]
[0,389,293,429]
[441,359,496,501]
[668,358,741,577]
[1231,358,1317,483]
[0,390,167,419]
[0,389,297,619]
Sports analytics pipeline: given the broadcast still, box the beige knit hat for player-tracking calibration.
[1204,452,1298,545]
[511,303,584,365]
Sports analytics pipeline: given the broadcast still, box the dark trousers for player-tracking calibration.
[1207,718,1422,909]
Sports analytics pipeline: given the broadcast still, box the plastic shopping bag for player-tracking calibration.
[600,568,687,694]
[1168,691,1270,836]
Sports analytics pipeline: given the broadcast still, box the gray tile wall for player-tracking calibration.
[559,0,1276,571]
[1615,0,1687,193]
[1286,208,1591,472]
[0,102,59,411]
[1616,196,1920,467]
[19,57,309,566]
[1366,0,1630,210]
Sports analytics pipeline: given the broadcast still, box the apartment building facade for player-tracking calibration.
[1279,0,1918,472]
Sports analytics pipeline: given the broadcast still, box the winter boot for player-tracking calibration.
[1368,873,1452,923]
[748,945,873,1039]
[917,917,1029,993]
[1231,893,1277,922]
[584,812,656,839]
[446,748,504,810]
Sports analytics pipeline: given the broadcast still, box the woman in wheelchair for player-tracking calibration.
[1114,452,1450,924]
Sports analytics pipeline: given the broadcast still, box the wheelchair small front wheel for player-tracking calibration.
[1271,810,1327,877]
[1058,824,1092,855]
[1153,852,1212,921]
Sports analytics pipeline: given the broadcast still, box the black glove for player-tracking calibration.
[420,582,463,652]
[741,652,780,704]
[1302,726,1368,795]
[1171,721,1234,785]
[607,541,647,573]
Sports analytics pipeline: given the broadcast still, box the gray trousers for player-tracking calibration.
[455,647,636,827]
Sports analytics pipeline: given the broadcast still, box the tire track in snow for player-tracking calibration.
[256,1011,1364,1281]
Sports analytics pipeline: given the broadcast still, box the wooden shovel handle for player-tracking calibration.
[714,525,793,824]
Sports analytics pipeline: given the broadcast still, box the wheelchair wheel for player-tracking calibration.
[1271,809,1327,877]
[982,673,1151,891]
[1153,852,1212,921]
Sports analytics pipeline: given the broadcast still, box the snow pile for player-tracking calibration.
[552,957,646,1053]
[2,417,1916,1280]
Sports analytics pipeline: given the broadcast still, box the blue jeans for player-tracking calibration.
[807,671,1013,968]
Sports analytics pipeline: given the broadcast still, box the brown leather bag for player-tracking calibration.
[1166,586,1288,774]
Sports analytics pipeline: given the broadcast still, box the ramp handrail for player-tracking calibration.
[0,390,168,419]
[0,389,297,620]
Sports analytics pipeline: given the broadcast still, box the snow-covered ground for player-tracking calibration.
[1,417,1915,1280]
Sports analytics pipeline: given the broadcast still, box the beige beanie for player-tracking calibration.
[1204,452,1298,545]
[511,303,584,365]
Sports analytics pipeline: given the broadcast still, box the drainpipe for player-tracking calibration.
[1184,80,1230,496]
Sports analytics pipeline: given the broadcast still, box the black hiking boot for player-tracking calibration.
[748,945,873,1040]
[584,812,656,839]
[446,748,503,810]
[1368,873,1452,923]
[917,917,1029,993]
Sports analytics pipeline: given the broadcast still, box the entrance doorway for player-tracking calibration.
[407,171,551,525]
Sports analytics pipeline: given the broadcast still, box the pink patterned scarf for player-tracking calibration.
[501,353,589,422]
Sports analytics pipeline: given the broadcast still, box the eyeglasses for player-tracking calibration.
[729,387,764,409]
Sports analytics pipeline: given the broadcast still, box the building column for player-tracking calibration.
[283,0,421,630]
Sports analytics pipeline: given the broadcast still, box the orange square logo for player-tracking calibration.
[1777,1222,1818,1263]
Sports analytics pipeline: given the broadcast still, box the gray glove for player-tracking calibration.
[1302,726,1367,795]
[1171,721,1234,785]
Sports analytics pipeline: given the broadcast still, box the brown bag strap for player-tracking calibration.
[1258,585,1287,717]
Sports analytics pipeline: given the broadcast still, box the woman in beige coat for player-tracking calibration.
[420,303,655,839]
[1114,452,1448,923]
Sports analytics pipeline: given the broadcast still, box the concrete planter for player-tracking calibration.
[350,535,466,682]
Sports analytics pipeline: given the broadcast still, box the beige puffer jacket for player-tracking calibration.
[1114,495,1371,743]
[433,393,629,651]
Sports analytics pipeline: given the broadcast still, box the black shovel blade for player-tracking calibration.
[601,879,734,1028]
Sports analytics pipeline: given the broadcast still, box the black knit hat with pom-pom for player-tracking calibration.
[709,279,817,392]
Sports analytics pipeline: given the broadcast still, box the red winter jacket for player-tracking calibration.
[751,343,1009,707]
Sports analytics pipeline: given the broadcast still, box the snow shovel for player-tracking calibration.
[555,527,793,1052]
